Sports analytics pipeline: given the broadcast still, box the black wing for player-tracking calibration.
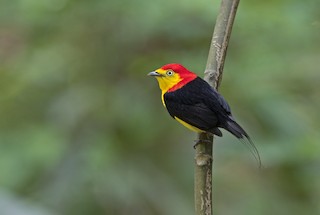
[164,97,219,131]
[198,80,231,115]
[163,77,230,133]
[164,78,261,166]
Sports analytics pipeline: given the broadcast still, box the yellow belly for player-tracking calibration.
[174,117,204,133]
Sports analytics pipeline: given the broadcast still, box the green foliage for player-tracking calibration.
[0,0,319,214]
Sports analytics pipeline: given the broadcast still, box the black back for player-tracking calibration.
[163,77,232,132]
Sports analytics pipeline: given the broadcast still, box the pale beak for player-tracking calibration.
[147,71,163,77]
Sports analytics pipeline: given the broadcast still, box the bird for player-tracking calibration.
[148,63,261,165]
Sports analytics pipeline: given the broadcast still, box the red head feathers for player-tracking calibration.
[161,63,197,77]
[160,63,198,92]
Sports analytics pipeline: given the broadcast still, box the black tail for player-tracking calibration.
[224,120,261,168]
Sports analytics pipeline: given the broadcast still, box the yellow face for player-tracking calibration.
[148,68,182,107]
[149,68,182,93]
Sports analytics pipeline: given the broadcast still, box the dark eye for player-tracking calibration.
[166,70,174,76]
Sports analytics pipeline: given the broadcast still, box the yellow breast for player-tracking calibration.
[174,117,204,133]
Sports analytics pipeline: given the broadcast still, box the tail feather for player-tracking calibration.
[224,120,261,168]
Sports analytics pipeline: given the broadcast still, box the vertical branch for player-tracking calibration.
[194,132,213,215]
[194,0,240,215]
[205,0,240,89]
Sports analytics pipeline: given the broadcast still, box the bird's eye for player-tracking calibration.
[166,70,174,76]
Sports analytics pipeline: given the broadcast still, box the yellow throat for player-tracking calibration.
[153,68,182,106]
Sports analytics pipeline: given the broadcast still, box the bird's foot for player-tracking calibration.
[193,139,212,149]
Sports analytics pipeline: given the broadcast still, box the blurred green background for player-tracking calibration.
[0,0,319,214]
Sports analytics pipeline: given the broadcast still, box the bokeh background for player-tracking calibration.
[0,0,319,214]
